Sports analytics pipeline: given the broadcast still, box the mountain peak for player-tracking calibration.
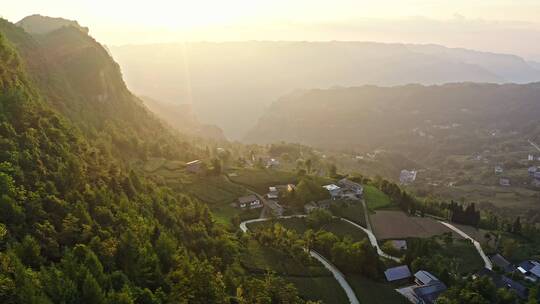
[16,14,89,35]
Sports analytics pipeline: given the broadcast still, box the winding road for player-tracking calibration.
[438,221,493,270]
[240,215,359,304]
[340,218,401,262]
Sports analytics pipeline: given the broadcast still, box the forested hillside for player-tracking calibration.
[0,17,311,303]
[245,83,540,160]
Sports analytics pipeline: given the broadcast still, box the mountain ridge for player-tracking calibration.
[109,41,540,139]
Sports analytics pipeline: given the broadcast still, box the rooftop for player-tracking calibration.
[323,184,341,191]
[413,281,447,304]
[238,194,258,204]
[384,265,412,282]
[415,270,439,286]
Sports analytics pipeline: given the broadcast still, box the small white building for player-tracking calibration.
[400,170,417,184]
[323,184,342,199]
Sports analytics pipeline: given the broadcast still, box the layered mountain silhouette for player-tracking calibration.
[110,41,540,138]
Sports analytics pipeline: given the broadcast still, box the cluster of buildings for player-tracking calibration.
[304,178,364,213]
[236,184,294,217]
[472,253,539,300]
[475,254,540,300]
[322,178,364,200]
[385,253,540,303]
[400,169,417,185]
[384,266,447,304]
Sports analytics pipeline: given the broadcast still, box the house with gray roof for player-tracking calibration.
[237,195,262,210]
[411,271,447,304]
[414,270,439,286]
[384,265,412,282]
[476,268,528,299]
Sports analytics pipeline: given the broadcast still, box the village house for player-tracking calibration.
[322,179,364,201]
[304,199,332,213]
[499,178,510,187]
[267,186,279,199]
[528,166,538,176]
[395,270,447,304]
[323,184,342,200]
[337,178,363,199]
[400,169,417,184]
[517,260,540,282]
[475,268,528,299]
[185,160,202,174]
[411,271,447,304]
[237,194,262,209]
[384,265,412,282]
[495,165,504,175]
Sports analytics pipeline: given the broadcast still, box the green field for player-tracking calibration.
[183,175,247,205]
[181,175,251,224]
[248,217,310,234]
[331,201,367,227]
[248,217,368,242]
[228,168,333,193]
[286,276,349,304]
[241,240,349,303]
[228,168,299,193]
[347,275,410,304]
[364,185,393,210]
[439,238,484,274]
[322,220,368,242]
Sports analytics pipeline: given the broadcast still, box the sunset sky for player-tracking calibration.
[4,0,540,59]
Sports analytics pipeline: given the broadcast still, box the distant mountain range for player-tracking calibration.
[110,41,540,139]
[245,82,540,164]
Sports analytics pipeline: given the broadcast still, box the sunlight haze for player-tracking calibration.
[3,0,540,59]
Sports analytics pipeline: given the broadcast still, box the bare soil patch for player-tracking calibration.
[371,211,451,239]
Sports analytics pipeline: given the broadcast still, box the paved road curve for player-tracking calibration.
[438,221,493,270]
[340,218,401,262]
[240,215,360,304]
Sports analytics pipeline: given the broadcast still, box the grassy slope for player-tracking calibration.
[229,168,332,193]
[440,238,484,274]
[241,240,349,303]
[248,218,369,242]
[331,200,367,227]
[364,185,393,210]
